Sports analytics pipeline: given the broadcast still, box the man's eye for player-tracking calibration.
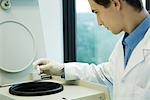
[92,10,98,14]
[94,11,98,14]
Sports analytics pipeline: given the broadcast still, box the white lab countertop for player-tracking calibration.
[0,77,110,100]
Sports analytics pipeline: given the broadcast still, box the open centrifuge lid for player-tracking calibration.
[0,21,36,72]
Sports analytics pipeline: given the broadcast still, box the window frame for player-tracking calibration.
[146,0,150,13]
[63,0,76,63]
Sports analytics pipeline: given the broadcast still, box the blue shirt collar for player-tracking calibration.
[123,16,150,50]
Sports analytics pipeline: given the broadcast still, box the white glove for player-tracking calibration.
[32,58,64,76]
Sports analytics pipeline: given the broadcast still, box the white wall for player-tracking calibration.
[38,0,64,63]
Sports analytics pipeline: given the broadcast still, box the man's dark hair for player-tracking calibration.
[94,0,143,11]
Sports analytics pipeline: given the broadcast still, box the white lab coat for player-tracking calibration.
[64,28,150,100]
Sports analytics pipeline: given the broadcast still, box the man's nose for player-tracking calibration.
[97,18,103,26]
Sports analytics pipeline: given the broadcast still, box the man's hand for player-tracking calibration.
[32,58,64,76]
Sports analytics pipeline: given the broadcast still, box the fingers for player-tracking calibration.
[39,64,51,70]
[32,58,51,75]
[33,58,49,67]
[32,65,41,74]
[38,64,52,75]
[32,58,62,76]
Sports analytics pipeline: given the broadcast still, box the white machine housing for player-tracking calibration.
[0,0,46,86]
[0,77,110,100]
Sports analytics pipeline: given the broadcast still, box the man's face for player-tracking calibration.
[88,0,124,34]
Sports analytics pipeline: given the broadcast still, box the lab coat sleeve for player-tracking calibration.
[64,60,114,86]
[63,35,123,85]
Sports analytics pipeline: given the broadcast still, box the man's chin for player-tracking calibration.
[112,31,124,35]
[110,29,123,35]
[112,32,120,35]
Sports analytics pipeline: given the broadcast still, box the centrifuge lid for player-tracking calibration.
[0,21,36,72]
[9,81,64,96]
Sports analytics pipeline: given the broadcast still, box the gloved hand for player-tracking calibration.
[32,58,64,76]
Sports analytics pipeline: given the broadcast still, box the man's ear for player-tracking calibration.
[112,0,122,11]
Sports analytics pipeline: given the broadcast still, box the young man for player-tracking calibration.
[33,0,150,100]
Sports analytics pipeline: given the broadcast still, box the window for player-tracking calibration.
[76,0,120,64]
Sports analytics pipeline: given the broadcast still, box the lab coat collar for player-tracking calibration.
[113,33,126,76]
[121,28,150,79]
